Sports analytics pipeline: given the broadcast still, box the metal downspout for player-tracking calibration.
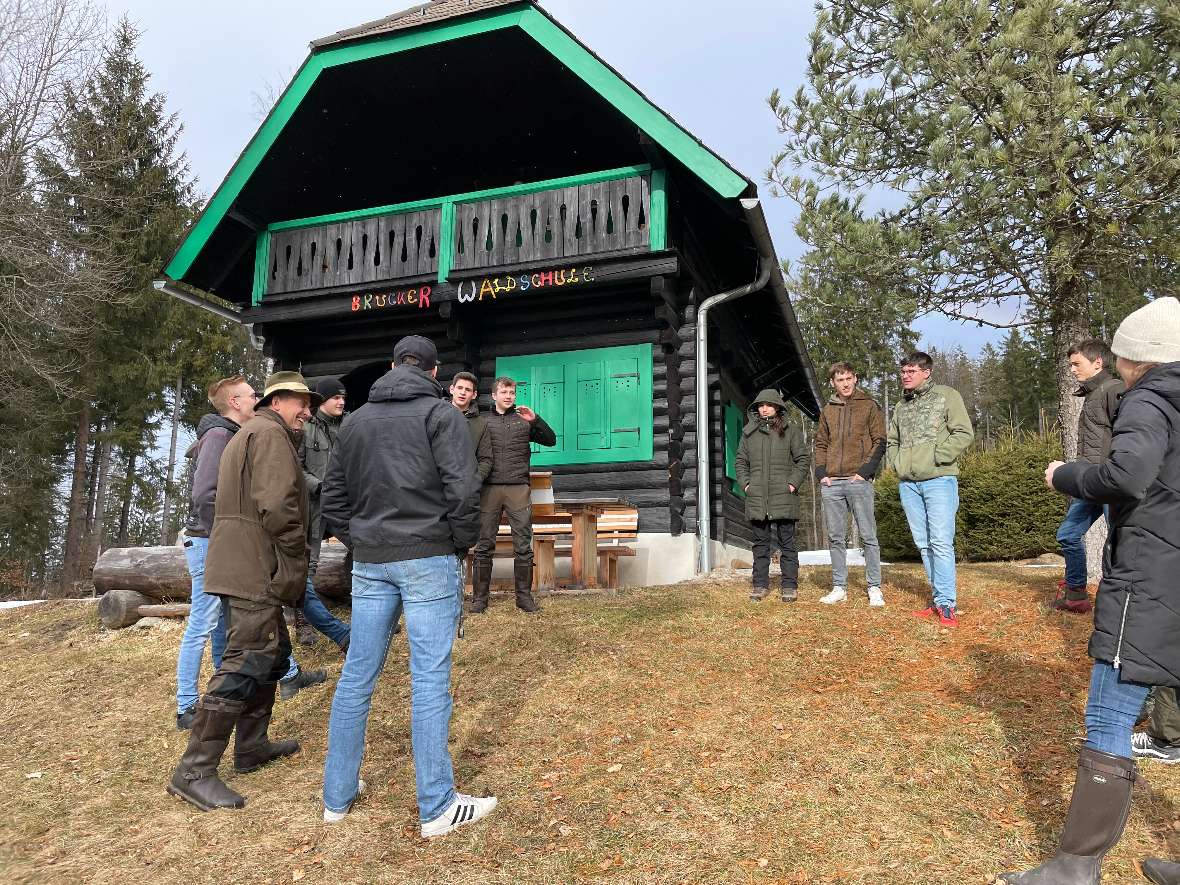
[696,198,772,573]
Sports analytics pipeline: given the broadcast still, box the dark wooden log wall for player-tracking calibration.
[471,279,678,534]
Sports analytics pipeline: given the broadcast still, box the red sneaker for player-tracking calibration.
[937,606,959,628]
[911,606,937,619]
[1047,590,1093,614]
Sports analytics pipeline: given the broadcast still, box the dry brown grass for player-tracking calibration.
[2,564,1178,884]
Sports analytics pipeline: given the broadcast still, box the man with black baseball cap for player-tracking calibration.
[320,335,494,836]
[294,376,352,650]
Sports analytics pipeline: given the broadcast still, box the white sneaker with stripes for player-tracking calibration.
[420,793,498,838]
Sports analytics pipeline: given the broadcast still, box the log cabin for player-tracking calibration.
[157,0,822,585]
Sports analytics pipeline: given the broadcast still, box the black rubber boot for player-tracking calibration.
[998,747,1137,884]
[166,695,246,811]
[233,682,300,774]
[279,667,326,701]
[469,561,491,613]
[514,561,540,613]
[1142,858,1180,885]
[294,606,318,646]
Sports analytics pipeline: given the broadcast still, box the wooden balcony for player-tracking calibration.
[254,166,664,304]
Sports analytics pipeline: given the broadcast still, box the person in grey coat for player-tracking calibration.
[999,297,1180,884]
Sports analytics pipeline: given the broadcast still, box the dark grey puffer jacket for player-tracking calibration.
[1053,363,1180,687]
[1074,369,1125,465]
[321,366,481,563]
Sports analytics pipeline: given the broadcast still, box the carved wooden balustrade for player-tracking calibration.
[255,167,660,302]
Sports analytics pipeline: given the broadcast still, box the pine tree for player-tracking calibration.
[770,1,1180,457]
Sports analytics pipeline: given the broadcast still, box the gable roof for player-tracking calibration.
[164,2,752,283]
[311,0,527,48]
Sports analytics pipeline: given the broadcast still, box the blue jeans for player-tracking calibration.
[1085,660,1150,757]
[898,476,960,609]
[303,579,351,646]
[1057,498,1105,589]
[176,537,227,713]
[323,555,462,822]
[821,479,882,588]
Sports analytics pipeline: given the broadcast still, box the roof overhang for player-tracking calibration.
[165,2,750,286]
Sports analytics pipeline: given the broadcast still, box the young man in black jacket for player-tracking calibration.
[470,376,557,613]
[1051,339,1125,613]
[320,336,495,838]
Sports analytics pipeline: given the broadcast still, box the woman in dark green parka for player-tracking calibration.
[735,389,810,601]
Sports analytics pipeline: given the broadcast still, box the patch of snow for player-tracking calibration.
[0,600,42,610]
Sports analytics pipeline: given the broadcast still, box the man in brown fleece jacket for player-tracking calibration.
[813,362,887,607]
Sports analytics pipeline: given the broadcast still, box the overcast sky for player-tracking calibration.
[112,0,999,355]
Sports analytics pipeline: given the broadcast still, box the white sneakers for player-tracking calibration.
[421,793,498,838]
[819,586,847,605]
[323,779,366,822]
[820,585,885,607]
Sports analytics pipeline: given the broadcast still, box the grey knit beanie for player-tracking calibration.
[1111,297,1180,364]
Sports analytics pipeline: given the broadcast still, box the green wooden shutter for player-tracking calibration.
[607,356,642,453]
[724,402,746,497]
[535,363,566,455]
[575,358,608,450]
[494,344,653,466]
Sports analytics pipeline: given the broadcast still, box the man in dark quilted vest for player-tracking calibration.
[470,376,557,613]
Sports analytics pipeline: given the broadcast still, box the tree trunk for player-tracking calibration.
[83,423,101,536]
[84,437,113,575]
[92,542,352,601]
[159,373,183,544]
[116,448,137,547]
[59,401,92,596]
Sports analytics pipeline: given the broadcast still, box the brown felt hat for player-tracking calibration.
[257,371,322,409]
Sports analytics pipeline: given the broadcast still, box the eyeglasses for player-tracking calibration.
[233,392,260,401]
[900,368,927,376]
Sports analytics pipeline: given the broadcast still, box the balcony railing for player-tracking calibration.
[253,165,665,305]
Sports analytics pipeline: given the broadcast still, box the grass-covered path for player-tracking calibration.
[2,564,1178,884]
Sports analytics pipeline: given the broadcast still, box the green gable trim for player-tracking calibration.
[165,7,526,282]
[517,9,748,200]
[495,344,654,467]
[166,4,748,287]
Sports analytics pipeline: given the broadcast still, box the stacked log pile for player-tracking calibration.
[93,543,350,629]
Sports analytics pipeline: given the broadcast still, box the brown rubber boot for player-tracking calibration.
[166,695,246,811]
[998,747,1137,884]
[1047,586,1093,614]
[233,682,300,774]
[469,560,491,613]
[514,561,540,613]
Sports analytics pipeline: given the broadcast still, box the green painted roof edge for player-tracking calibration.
[517,8,749,201]
[166,2,752,284]
[165,7,526,281]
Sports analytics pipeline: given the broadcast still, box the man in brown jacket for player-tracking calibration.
[814,362,887,607]
[167,372,321,812]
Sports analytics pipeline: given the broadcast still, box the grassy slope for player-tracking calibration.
[1,564,1178,885]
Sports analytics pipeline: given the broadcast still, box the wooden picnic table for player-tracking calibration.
[545,497,623,590]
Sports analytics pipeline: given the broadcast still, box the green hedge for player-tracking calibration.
[875,432,1067,562]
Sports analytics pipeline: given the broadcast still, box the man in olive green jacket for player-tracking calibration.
[168,372,320,813]
[886,352,975,627]
[735,389,810,602]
